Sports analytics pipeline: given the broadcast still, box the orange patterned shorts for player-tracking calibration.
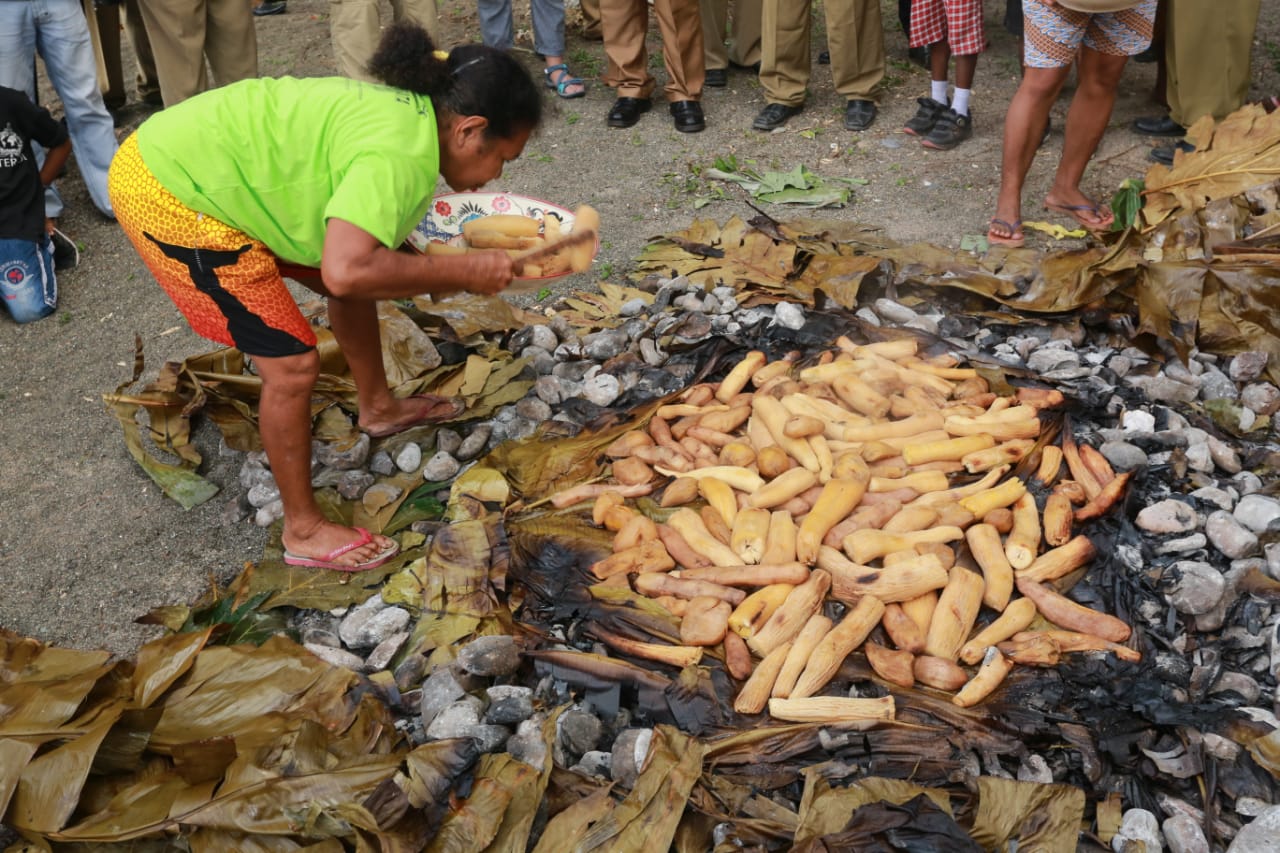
[108,133,317,357]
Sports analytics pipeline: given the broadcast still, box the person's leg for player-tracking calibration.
[390,0,438,39]
[477,0,515,48]
[136,0,208,104]
[204,0,258,89]
[1166,0,1258,127]
[123,0,162,103]
[828,0,884,101]
[1045,47,1129,223]
[0,237,57,324]
[33,0,119,218]
[653,0,704,103]
[728,0,761,68]
[328,0,380,82]
[700,0,730,72]
[600,0,654,98]
[758,0,810,106]
[83,0,126,110]
[532,0,584,96]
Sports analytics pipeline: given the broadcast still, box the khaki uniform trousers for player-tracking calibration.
[330,0,437,83]
[1165,0,1259,127]
[580,0,602,39]
[600,0,704,102]
[700,0,762,71]
[84,0,159,109]
[760,0,883,106]
[134,0,257,107]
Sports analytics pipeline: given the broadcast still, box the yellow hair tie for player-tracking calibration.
[433,50,449,60]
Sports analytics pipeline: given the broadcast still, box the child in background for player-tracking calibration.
[0,86,73,324]
[902,0,984,150]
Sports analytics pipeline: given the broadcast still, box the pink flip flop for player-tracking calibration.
[283,527,400,572]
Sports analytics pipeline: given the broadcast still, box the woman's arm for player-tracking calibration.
[39,140,72,189]
[319,216,516,300]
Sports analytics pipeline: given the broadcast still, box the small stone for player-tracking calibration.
[1206,434,1243,474]
[582,374,621,407]
[1229,351,1269,383]
[773,302,805,330]
[314,433,371,470]
[1016,754,1053,784]
[1227,805,1280,853]
[583,329,630,361]
[1165,561,1226,615]
[1128,375,1200,404]
[1098,441,1148,472]
[507,717,549,770]
[485,685,535,726]
[246,480,280,508]
[1211,671,1260,704]
[302,627,341,648]
[872,299,919,326]
[422,451,460,482]
[1235,494,1280,533]
[1206,510,1259,559]
[619,297,648,317]
[1111,809,1161,853]
[1163,813,1209,853]
[572,750,613,780]
[361,483,403,513]
[516,397,553,422]
[419,666,467,727]
[529,324,559,351]
[456,635,521,677]
[254,499,284,528]
[393,443,422,473]
[304,643,367,672]
[534,375,565,405]
[394,654,428,691]
[1155,533,1207,555]
[1121,410,1156,433]
[1198,367,1238,402]
[339,606,410,649]
[456,425,492,461]
[639,337,666,367]
[610,728,653,789]
[1027,348,1079,374]
[1136,499,1201,534]
[425,697,484,740]
[1185,440,1214,472]
[1202,733,1240,762]
[369,450,396,477]
[364,631,410,672]
[1241,382,1280,416]
[1234,797,1270,818]
[557,707,604,762]
[1190,486,1235,511]
[336,470,375,500]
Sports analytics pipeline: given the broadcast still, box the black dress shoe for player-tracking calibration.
[607,96,652,128]
[670,100,705,133]
[752,102,802,130]
[1149,139,1195,166]
[705,67,728,88]
[1132,114,1185,136]
[844,99,877,131]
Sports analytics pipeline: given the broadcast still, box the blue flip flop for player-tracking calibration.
[544,63,586,99]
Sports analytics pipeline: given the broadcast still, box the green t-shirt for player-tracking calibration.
[136,76,441,267]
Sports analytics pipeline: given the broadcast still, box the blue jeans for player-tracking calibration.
[477,0,565,57]
[0,236,57,323]
[0,0,119,219]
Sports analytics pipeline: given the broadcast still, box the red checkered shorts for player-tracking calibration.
[909,0,986,54]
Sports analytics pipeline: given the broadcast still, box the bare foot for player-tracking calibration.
[358,394,463,439]
[282,519,397,569]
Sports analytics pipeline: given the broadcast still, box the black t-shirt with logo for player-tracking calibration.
[0,86,69,243]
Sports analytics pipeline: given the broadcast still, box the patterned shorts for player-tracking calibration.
[107,133,316,357]
[909,0,986,54]
[1023,0,1155,69]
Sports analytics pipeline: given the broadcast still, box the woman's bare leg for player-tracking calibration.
[992,64,1071,233]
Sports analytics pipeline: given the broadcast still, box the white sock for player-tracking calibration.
[931,80,949,104]
[952,88,972,116]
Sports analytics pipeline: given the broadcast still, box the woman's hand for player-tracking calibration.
[463,249,517,295]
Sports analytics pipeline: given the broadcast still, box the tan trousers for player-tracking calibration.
[1166,0,1259,127]
[700,0,762,70]
[84,0,159,109]
[135,0,257,107]
[330,0,438,83]
[600,0,704,101]
[580,0,602,39]
[760,0,883,106]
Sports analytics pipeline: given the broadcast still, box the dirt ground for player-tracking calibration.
[2,0,1278,657]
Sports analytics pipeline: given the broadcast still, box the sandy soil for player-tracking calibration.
[2,0,1277,656]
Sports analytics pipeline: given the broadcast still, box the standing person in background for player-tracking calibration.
[600,0,706,133]
[84,0,163,121]
[988,0,1155,247]
[901,0,984,150]
[478,0,586,98]
[0,85,73,323]
[0,0,119,220]
[330,0,436,81]
[134,0,257,106]
[109,24,542,572]
[578,0,601,39]
[699,0,761,88]
[1131,0,1260,165]
[752,0,884,132]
